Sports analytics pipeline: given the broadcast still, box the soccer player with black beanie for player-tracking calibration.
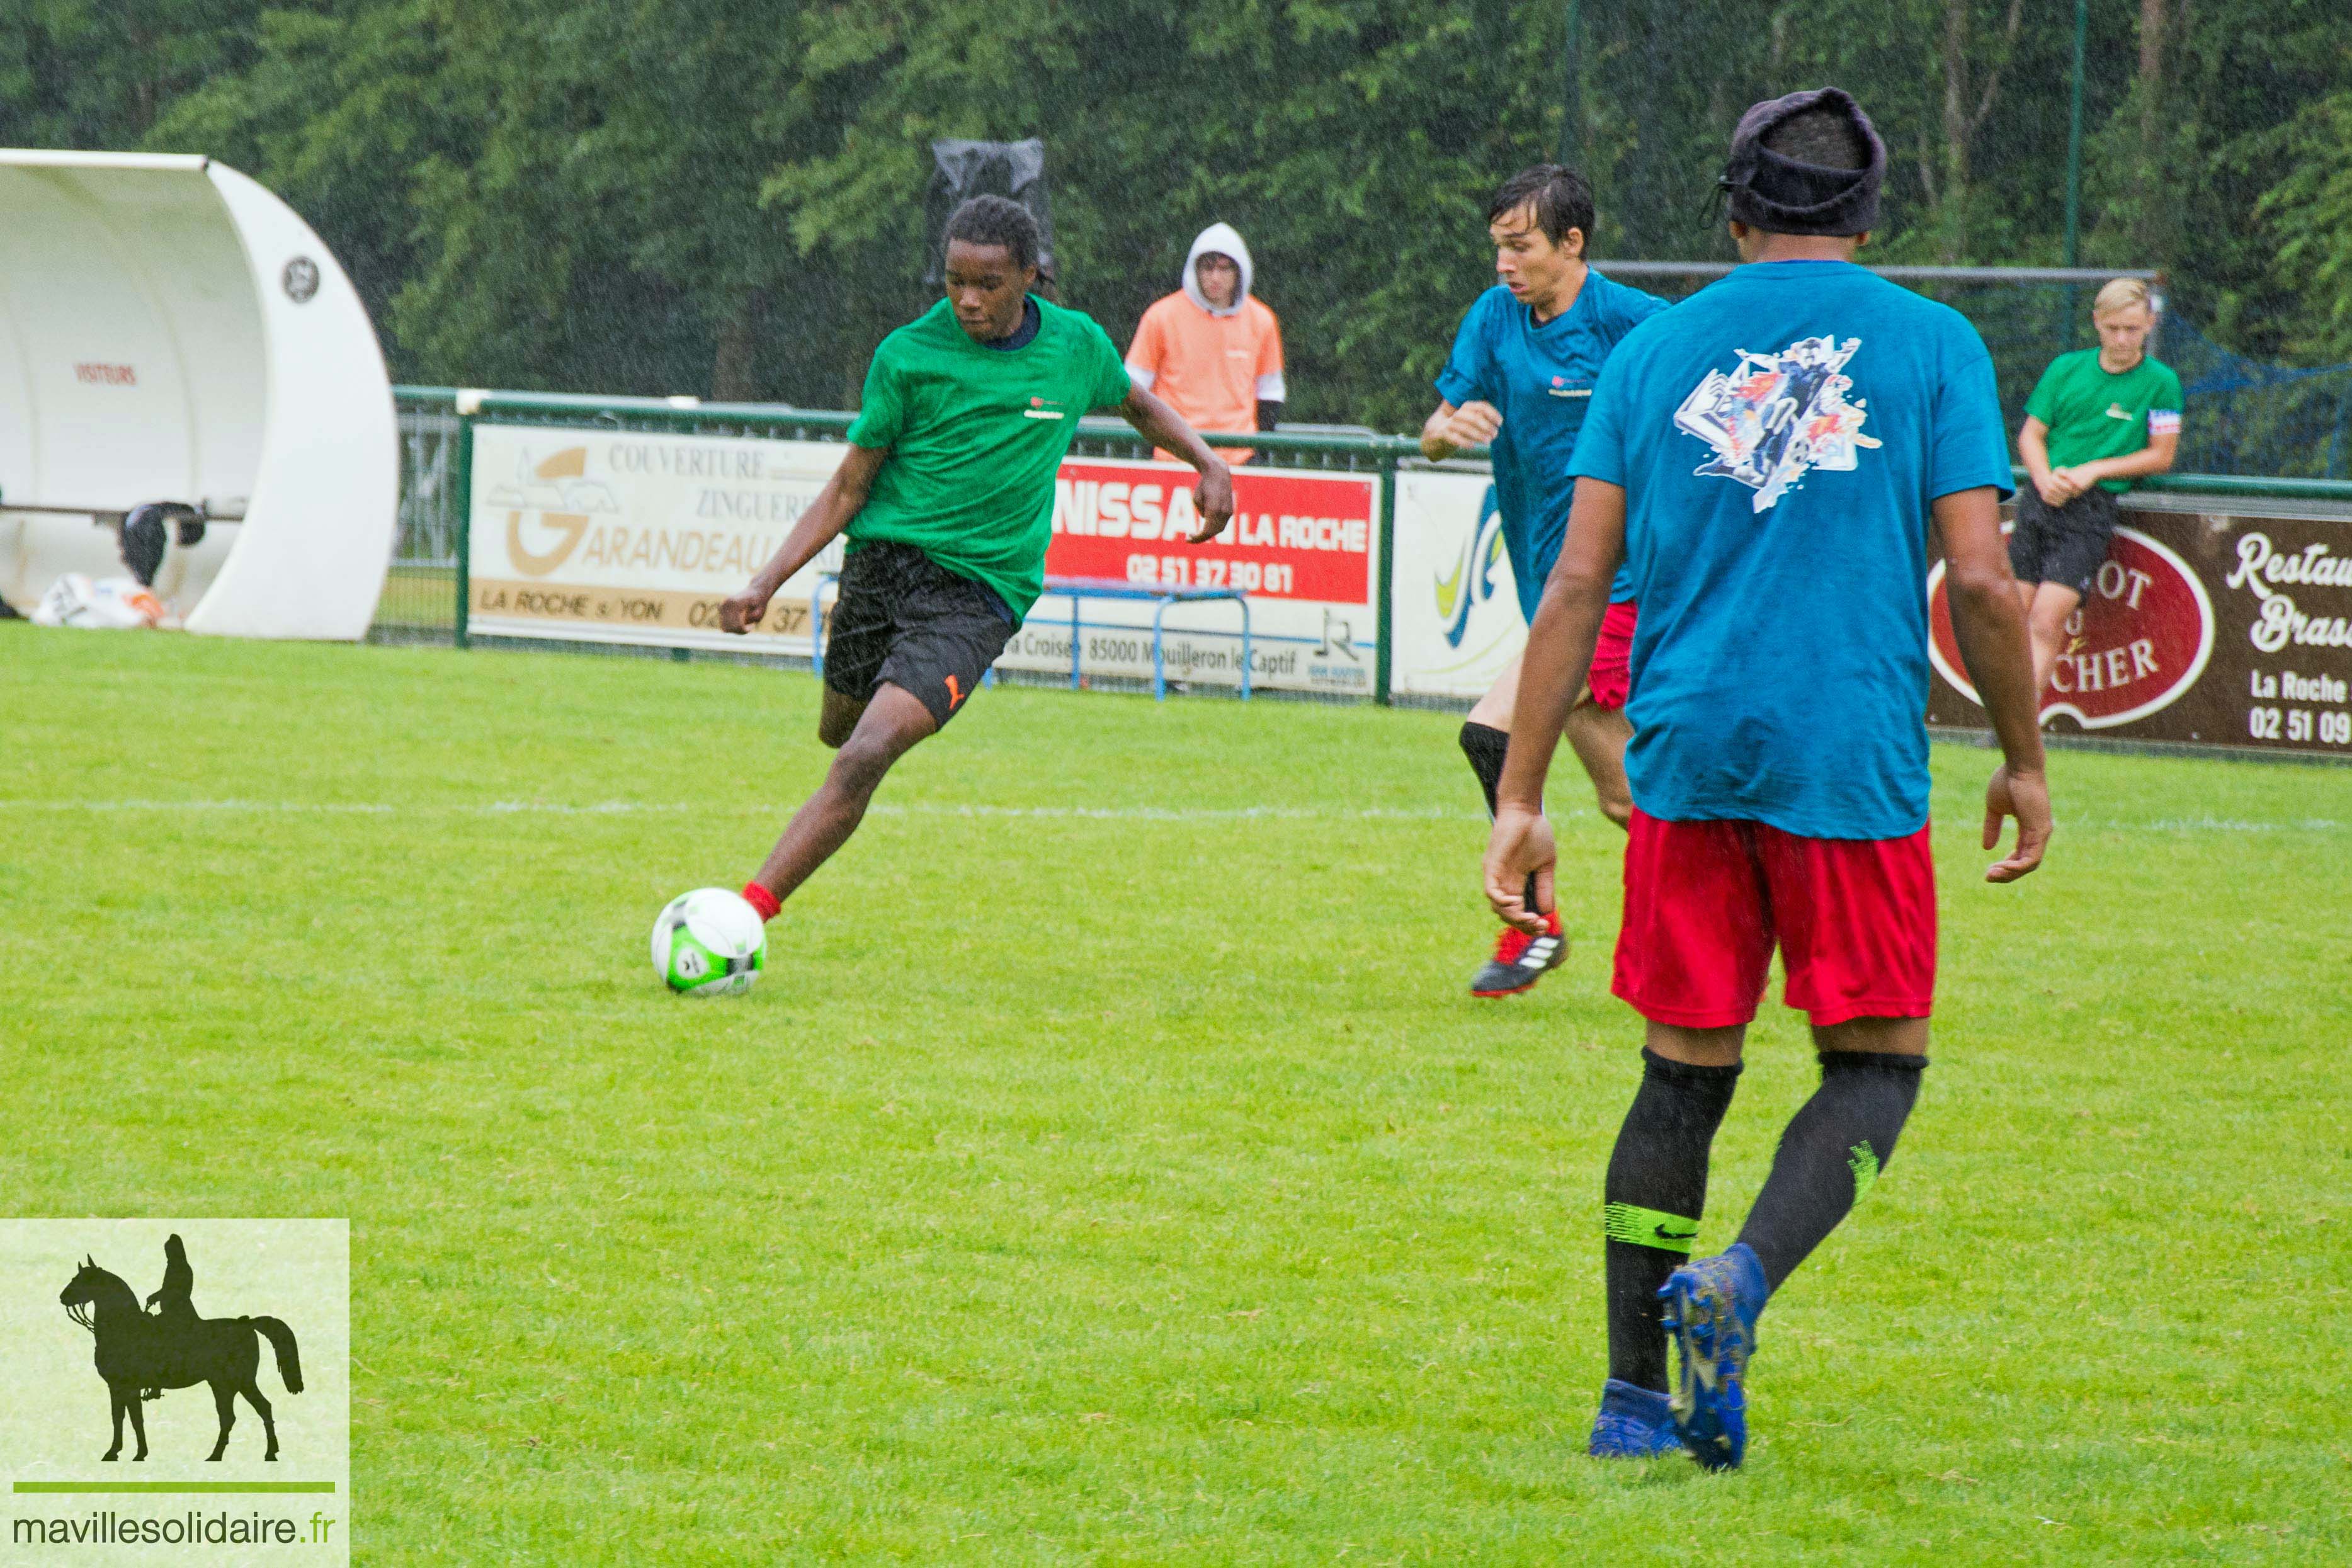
[1484,88,2052,1469]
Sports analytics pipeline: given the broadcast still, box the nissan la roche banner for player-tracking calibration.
[465,428,1378,695]
[997,457,1377,696]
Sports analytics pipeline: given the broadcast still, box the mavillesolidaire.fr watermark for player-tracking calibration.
[1,1220,348,1565]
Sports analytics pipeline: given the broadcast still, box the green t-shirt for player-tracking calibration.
[2023,348,2184,493]
[844,295,1133,618]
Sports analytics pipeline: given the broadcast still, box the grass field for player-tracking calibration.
[4,624,2348,1565]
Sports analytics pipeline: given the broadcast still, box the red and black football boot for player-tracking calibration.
[1469,909,1568,997]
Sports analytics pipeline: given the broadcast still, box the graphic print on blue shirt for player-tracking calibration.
[1671,334,1882,509]
[1433,271,1669,619]
[1567,260,2013,841]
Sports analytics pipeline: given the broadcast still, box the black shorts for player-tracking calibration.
[823,542,1018,729]
[2008,485,2120,596]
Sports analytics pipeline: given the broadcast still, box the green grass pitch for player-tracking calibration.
[3,625,2346,1565]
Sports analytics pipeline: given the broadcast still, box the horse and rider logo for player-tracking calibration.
[57,1235,304,1463]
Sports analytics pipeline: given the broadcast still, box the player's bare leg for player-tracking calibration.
[1469,652,1632,825]
[1644,1013,1926,1067]
[1467,649,1521,732]
[2016,581,2081,702]
[816,686,870,748]
[1564,695,1633,830]
[749,683,936,907]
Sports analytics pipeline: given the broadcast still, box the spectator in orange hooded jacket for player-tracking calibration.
[1125,222,1285,463]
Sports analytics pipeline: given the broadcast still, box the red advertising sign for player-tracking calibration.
[1928,525,2215,729]
[1047,458,1375,603]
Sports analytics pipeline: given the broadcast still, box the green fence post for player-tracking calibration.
[1557,0,1583,169]
[451,412,474,650]
[1375,443,1397,705]
[2063,0,2088,272]
[2062,0,2089,348]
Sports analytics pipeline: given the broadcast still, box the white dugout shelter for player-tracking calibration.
[0,151,395,637]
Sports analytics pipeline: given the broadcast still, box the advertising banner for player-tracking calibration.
[467,429,1380,694]
[1929,499,2352,756]
[1386,467,1526,700]
[1008,456,1380,695]
[467,426,847,653]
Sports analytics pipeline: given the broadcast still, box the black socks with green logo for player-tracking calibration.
[1734,1051,1926,1292]
[1604,1048,1742,1392]
[1458,721,1510,818]
[1601,1048,1925,1392]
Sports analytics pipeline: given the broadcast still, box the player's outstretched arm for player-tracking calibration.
[717,444,887,633]
[1934,486,2053,882]
[1118,382,1234,542]
[1485,477,1623,932]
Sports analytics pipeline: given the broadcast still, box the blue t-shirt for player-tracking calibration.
[1568,259,2013,839]
[1434,271,1669,617]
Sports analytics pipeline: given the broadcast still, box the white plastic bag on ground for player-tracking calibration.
[31,574,164,629]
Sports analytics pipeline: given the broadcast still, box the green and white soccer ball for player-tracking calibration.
[650,889,766,997]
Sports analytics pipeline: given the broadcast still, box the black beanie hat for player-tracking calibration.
[1720,87,1886,237]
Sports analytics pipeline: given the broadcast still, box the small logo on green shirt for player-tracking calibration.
[1023,395,1066,421]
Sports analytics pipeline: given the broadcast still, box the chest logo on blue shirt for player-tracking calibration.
[1673,334,1881,512]
[1547,375,1591,399]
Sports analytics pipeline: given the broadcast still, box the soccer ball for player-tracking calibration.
[650,889,766,997]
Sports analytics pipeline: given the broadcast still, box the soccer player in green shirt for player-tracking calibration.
[2011,276,2182,697]
[715,196,1236,923]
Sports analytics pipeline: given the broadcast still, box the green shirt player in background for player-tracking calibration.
[2011,276,2181,699]
[717,196,1236,923]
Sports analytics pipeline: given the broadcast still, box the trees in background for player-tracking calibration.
[0,0,2344,424]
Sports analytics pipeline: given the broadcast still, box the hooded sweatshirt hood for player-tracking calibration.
[1181,223,1254,318]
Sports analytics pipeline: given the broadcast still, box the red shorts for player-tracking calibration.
[1612,810,1936,1029]
[1586,599,1638,710]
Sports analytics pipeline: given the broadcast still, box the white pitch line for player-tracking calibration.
[0,799,2341,833]
[0,798,404,815]
[2173,818,2343,832]
[870,802,1482,822]
[0,798,1484,823]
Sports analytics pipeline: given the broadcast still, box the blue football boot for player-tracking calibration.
[1657,1241,1768,1471]
[1586,1378,1683,1459]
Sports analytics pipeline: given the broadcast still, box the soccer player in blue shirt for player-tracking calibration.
[1482,89,2053,1469]
[1419,165,1670,999]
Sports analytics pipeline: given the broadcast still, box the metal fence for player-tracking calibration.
[2163,317,2352,481]
[376,406,464,641]
[1605,264,2352,480]
[380,383,2352,705]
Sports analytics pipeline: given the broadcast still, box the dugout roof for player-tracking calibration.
[0,151,395,638]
